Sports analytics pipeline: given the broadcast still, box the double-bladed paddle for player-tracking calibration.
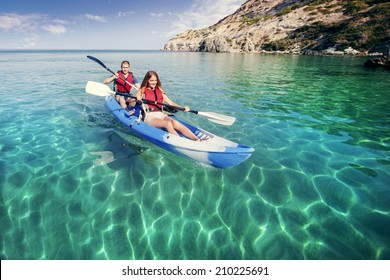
[87,55,118,80]
[86,55,236,126]
[85,81,235,126]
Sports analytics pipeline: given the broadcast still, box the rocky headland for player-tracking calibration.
[164,0,390,57]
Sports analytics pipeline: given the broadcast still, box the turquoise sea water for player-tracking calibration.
[0,50,389,260]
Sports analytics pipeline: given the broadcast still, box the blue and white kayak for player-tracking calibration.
[105,96,254,168]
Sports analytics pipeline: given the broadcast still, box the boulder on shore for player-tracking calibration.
[364,44,390,70]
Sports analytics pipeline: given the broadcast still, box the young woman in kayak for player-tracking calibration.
[135,71,202,141]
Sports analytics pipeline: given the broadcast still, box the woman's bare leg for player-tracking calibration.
[168,118,199,141]
[148,118,178,135]
[148,116,200,141]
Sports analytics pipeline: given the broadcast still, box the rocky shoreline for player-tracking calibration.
[164,0,390,66]
[162,43,385,57]
[163,40,390,70]
[364,47,390,70]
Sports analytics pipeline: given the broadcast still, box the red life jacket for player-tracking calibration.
[115,71,133,92]
[144,87,164,111]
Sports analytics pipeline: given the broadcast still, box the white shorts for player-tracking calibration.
[144,111,166,124]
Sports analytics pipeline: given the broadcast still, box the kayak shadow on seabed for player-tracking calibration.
[89,130,151,168]
[89,128,217,170]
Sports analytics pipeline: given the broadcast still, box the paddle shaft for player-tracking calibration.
[114,92,197,113]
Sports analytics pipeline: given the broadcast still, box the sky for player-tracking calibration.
[0,0,244,50]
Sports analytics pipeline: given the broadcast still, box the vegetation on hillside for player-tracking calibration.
[262,0,390,52]
[239,0,390,52]
[165,0,389,54]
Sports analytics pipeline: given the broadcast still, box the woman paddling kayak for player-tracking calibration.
[135,71,206,141]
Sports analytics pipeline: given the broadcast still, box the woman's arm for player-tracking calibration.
[163,93,190,112]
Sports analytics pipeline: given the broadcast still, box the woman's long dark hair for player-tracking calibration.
[140,71,164,93]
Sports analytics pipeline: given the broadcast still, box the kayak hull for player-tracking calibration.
[105,96,254,168]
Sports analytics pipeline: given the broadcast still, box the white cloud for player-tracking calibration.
[84,13,106,22]
[150,12,163,18]
[0,12,69,48]
[52,19,69,25]
[169,0,243,35]
[0,13,42,32]
[116,11,135,17]
[13,34,40,49]
[0,12,68,35]
[0,14,23,30]
[21,36,39,48]
[42,24,66,35]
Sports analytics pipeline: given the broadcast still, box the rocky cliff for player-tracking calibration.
[164,0,390,55]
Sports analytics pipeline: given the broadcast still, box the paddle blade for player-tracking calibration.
[87,55,107,69]
[85,81,115,97]
[198,112,236,126]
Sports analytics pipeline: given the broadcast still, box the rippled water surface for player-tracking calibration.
[0,50,389,260]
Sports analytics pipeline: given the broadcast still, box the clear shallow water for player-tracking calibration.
[0,50,389,260]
